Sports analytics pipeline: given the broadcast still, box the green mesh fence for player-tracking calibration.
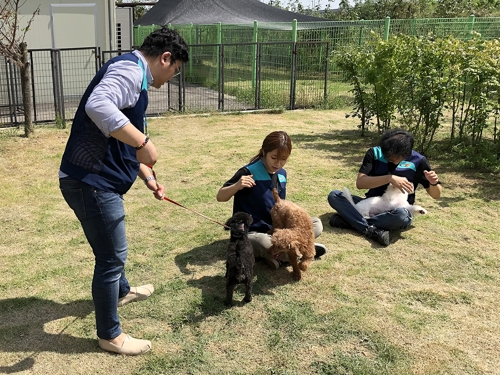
[131,17,499,112]
[221,43,256,111]
[134,16,500,47]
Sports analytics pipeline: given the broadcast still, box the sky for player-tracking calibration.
[259,0,355,10]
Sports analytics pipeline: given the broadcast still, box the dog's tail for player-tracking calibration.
[342,187,357,208]
[272,188,280,203]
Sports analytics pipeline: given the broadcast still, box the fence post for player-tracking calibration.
[5,59,18,125]
[95,47,101,70]
[290,19,297,110]
[324,41,330,102]
[134,25,140,47]
[50,49,65,124]
[255,43,261,109]
[384,16,391,41]
[217,22,221,89]
[189,23,193,75]
[468,14,475,37]
[319,29,325,69]
[252,20,258,90]
[219,44,224,111]
[180,63,185,113]
[358,22,363,46]
[29,50,38,123]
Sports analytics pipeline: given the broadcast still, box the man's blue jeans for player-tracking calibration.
[60,177,131,340]
[327,189,413,233]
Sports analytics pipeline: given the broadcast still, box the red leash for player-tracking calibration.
[161,195,228,228]
[148,166,228,228]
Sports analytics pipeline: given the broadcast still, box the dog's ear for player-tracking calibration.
[246,215,253,226]
[272,188,279,203]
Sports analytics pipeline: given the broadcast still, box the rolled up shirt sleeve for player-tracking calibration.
[85,60,143,137]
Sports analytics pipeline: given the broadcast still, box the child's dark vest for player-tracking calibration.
[233,160,287,233]
[60,53,148,195]
[366,146,425,204]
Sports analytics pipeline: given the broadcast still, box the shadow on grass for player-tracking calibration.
[292,128,379,167]
[173,239,301,322]
[294,128,500,201]
[318,212,417,248]
[0,297,95,373]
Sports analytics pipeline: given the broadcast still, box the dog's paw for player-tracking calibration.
[412,205,427,215]
[243,295,252,303]
[298,263,309,272]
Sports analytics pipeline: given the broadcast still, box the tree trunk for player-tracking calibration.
[19,42,33,137]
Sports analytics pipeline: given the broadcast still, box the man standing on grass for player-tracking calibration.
[58,27,188,355]
[327,129,442,247]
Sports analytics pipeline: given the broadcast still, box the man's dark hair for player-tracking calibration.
[380,129,414,160]
[139,27,189,63]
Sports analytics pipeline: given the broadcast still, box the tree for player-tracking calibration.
[435,0,500,17]
[0,0,39,136]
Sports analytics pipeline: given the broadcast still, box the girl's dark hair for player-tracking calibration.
[249,131,292,163]
[139,27,189,63]
[380,129,414,160]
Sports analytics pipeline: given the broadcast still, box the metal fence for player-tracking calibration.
[1,40,341,127]
[2,16,499,127]
[0,48,98,126]
[134,16,500,46]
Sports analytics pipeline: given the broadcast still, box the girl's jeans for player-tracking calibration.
[327,189,413,233]
[60,176,131,340]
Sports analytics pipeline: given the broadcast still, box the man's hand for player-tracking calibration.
[153,183,165,200]
[424,170,439,186]
[389,175,414,194]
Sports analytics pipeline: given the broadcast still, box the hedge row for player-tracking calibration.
[334,34,500,168]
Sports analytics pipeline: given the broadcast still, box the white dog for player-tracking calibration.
[343,184,427,219]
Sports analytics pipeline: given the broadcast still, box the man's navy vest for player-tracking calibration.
[60,53,148,195]
[366,146,425,204]
[233,160,287,233]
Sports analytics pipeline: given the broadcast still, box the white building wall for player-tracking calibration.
[0,0,118,118]
[116,7,134,51]
[13,0,116,51]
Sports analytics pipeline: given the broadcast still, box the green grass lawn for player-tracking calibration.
[0,110,499,375]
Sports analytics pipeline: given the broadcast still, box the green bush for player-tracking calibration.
[334,34,500,168]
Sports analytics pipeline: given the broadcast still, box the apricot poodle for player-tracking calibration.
[269,188,315,281]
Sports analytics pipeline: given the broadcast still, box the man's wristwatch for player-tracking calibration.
[144,175,155,184]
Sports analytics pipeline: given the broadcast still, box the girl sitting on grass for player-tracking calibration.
[216,130,327,269]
